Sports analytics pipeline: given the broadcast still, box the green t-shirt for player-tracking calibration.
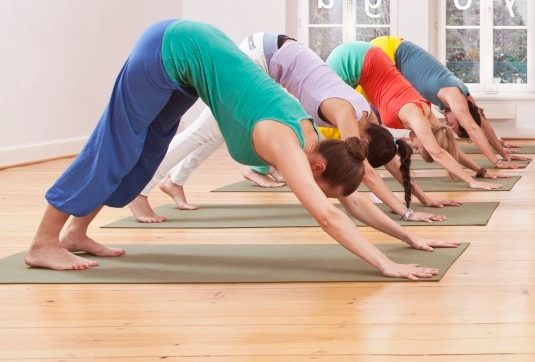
[326,41,372,88]
[161,20,313,166]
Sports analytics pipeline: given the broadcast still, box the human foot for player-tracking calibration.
[268,167,285,183]
[243,168,285,188]
[61,230,125,257]
[128,195,167,223]
[159,176,199,210]
[25,243,98,270]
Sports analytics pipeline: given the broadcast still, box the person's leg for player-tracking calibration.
[60,206,125,257]
[27,20,184,268]
[243,165,285,187]
[161,108,225,209]
[25,205,99,270]
[129,107,222,220]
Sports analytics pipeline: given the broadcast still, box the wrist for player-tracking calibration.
[400,232,413,245]
[400,207,414,221]
[494,158,502,166]
[476,168,487,178]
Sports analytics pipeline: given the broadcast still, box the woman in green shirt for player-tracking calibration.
[26,20,453,279]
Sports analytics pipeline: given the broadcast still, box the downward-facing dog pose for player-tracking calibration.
[326,41,504,188]
[131,32,461,224]
[25,20,455,279]
[370,36,529,170]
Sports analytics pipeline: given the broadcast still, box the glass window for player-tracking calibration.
[441,0,533,92]
[300,0,396,60]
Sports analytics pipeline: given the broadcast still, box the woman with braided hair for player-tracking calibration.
[370,36,529,173]
[327,41,505,189]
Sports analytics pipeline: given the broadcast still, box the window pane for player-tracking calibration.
[446,0,480,26]
[309,0,343,24]
[493,29,527,84]
[493,0,527,26]
[446,28,480,83]
[355,27,390,41]
[355,0,390,25]
[309,27,343,60]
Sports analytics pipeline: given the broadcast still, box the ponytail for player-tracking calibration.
[395,139,413,208]
[421,126,460,180]
[366,123,413,207]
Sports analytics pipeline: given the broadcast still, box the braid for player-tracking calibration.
[396,139,413,208]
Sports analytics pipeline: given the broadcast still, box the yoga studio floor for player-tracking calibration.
[1,141,534,361]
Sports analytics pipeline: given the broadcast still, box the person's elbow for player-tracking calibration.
[314,205,343,230]
[428,146,447,160]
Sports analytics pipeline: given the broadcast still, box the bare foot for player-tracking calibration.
[61,230,126,257]
[268,167,285,183]
[128,195,167,223]
[25,244,98,270]
[243,168,285,188]
[159,176,199,210]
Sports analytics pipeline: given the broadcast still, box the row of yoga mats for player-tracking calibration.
[6,143,528,284]
[104,202,499,229]
[213,176,521,193]
[379,158,529,170]
[459,143,535,154]
[0,243,469,283]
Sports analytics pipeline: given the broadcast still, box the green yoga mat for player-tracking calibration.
[0,243,469,283]
[213,176,520,193]
[459,144,535,154]
[378,158,530,170]
[103,202,498,229]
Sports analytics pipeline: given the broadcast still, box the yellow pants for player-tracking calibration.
[318,127,341,140]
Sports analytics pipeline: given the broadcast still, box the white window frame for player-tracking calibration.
[438,0,535,95]
[297,0,398,51]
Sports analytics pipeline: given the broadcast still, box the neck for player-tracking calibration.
[300,119,319,154]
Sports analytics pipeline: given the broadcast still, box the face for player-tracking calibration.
[313,175,345,198]
[444,110,461,135]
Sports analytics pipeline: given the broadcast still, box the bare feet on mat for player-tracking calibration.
[268,167,285,183]
[243,168,285,188]
[159,176,199,210]
[61,230,125,257]
[128,195,167,223]
[25,243,98,270]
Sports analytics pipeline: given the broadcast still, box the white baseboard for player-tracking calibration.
[0,137,88,169]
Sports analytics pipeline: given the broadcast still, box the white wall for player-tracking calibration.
[0,0,181,167]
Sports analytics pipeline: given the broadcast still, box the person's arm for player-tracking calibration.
[466,95,529,161]
[362,161,446,221]
[402,106,501,190]
[321,99,445,222]
[448,92,519,168]
[254,121,438,279]
[383,156,462,208]
[456,150,510,179]
[475,109,531,162]
[339,192,460,251]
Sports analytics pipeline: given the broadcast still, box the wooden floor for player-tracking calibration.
[1,142,534,361]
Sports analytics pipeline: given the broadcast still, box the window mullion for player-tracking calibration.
[345,0,356,42]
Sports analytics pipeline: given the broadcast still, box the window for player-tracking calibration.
[440,0,534,92]
[298,0,397,60]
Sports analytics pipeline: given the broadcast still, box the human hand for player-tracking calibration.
[422,198,463,208]
[405,211,447,222]
[380,262,439,280]
[405,236,461,252]
[495,160,519,169]
[504,154,530,162]
[469,180,502,190]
